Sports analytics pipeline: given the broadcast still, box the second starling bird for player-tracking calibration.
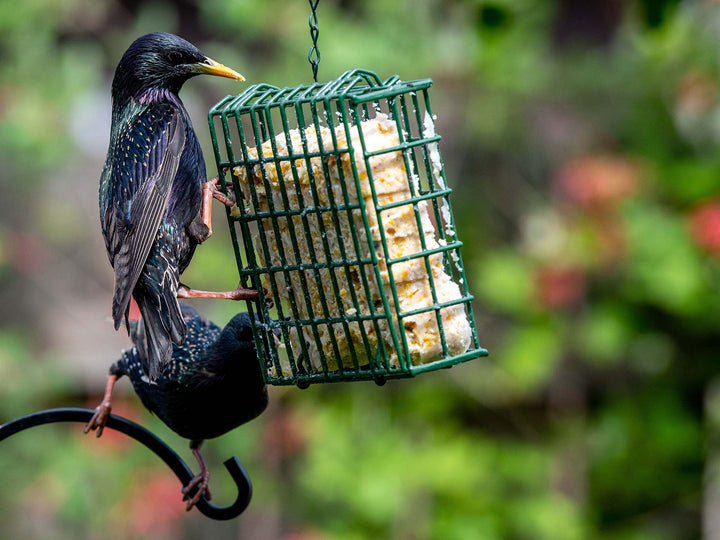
[85,304,269,510]
[100,32,256,379]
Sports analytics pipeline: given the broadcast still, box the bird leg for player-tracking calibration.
[84,374,118,438]
[177,282,258,301]
[182,173,258,300]
[201,174,237,239]
[182,440,212,511]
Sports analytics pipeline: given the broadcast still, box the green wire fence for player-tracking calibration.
[209,68,487,387]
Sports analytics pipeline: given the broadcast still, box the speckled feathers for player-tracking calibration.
[112,305,268,441]
[99,33,213,379]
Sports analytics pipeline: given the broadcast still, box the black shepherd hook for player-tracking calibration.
[0,407,252,520]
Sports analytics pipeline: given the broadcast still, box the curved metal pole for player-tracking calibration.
[0,408,252,520]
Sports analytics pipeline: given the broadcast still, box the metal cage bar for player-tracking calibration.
[209,69,488,387]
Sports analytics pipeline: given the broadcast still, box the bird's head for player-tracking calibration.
[221,312,257,354]
[112,32,243,104]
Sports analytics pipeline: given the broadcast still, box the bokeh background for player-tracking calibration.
[2,0,720,538]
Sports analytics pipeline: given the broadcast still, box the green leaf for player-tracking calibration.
[622,201,706,314]
[475,250,535,315]
[576,303,634,366]
[498,323,562,394]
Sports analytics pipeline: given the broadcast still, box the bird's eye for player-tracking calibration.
[167,51,184,64]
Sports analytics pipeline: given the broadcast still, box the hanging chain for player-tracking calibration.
[308,0,321,82]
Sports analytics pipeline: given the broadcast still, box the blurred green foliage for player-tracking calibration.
[3,0,720,539]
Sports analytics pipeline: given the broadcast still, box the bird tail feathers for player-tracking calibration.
[136,292,185,380]
[132,255,186,379]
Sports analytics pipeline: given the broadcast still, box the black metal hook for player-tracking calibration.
[0,407,252,520]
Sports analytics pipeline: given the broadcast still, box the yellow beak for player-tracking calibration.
[197,57,245,81]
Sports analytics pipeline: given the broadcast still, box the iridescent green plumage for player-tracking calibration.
[99,33,243,379]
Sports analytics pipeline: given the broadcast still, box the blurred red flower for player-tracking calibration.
[688,200,720,256]
[128,296,141,321]
[114,469,186,540]
[557,155,640,212]
[535,266,587,310]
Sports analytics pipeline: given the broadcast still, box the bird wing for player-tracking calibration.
[103,104,186,331]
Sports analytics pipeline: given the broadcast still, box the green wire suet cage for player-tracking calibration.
[209,69,487,387]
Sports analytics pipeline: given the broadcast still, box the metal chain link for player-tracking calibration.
[308,0,320,82]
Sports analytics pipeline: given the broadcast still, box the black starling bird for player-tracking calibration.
[85,304,268,510]
[100,32,256,380]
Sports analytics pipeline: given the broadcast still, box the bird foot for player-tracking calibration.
[206,175,237,208]
[84,401,112,438]
[199,174,238,241]
[177,282,258,301]
[182,456,212,511]
[83,374,117,438]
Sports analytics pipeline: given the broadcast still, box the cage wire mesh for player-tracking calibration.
[208,69,488,387]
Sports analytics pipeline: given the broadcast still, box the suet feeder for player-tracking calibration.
[209,68,487,388]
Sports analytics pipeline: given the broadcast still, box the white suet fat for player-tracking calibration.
[234,114,472,375]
